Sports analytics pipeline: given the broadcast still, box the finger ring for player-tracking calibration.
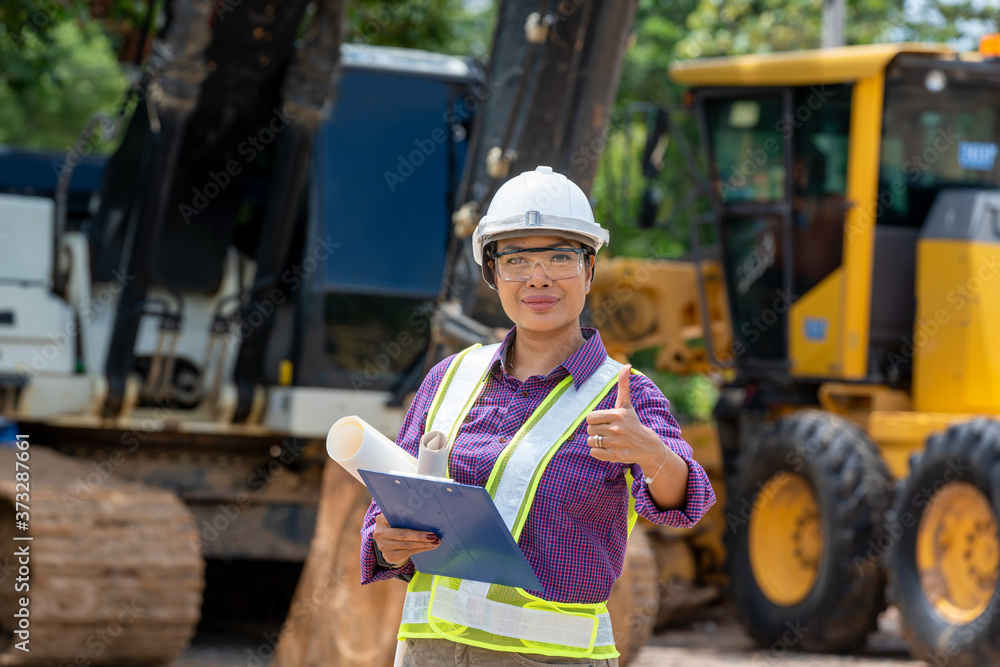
[596,434,603,448]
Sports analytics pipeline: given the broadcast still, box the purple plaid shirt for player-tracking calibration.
[360,327,715,604]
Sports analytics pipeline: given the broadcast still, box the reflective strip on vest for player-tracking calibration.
[402,589,615,650]
[428,344,500,440]
[402,591,431,624]
[490,358,622,537]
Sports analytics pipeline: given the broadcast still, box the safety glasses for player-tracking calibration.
[491,247,588,282]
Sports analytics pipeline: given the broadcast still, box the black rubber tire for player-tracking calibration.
[724,409,893,653]
[887,418,1000,667]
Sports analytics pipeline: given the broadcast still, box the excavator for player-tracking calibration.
[0,0,650,665]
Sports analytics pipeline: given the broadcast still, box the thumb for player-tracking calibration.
[615,364,632,409]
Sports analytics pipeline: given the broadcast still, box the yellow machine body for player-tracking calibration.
[589,258,733,374]
[591,47,1000,655]
[633,44,1000,474]
[912,239,1000,415]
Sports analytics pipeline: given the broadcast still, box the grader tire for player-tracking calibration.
[606,527,659,666]
[0,447,204,666]
[272,461,407,667]
[725,410,892,652]
[887,419,1000,667]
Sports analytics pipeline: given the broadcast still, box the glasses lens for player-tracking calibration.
[497,249,583,281]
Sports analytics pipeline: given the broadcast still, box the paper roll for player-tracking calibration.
[416,430,451,478]
[327,415,417,484]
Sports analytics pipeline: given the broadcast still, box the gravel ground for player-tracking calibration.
[173,606,928,667]
[631,607,925,667]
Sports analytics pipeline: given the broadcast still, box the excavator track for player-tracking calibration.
[0,446,204,666]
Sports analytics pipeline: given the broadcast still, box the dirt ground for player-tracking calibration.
[172,606,928,667]
[630,607,925,667]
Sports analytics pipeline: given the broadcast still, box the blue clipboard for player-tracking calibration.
[359,469,543,591]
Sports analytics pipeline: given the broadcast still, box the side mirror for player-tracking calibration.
[638,185,662,229]
[638,107,669,228]
[641,107,670,179]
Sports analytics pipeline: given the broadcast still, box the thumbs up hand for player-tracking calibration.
[586,365,667,470]
[614,363,632,410]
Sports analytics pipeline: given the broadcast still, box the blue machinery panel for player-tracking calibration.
[313,68,471,299]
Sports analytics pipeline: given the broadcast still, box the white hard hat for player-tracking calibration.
[472,166,609,266]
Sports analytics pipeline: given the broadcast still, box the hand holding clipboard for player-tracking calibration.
[361,469,543,591]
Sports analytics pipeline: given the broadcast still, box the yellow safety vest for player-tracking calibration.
[398,343,634,659]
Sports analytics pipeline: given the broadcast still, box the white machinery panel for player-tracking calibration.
[0,193,54,284]
[265,386,407,439]
[0,284,75,375]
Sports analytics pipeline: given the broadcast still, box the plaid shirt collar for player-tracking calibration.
[490,326,609,390]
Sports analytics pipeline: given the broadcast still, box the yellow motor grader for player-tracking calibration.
[590,40,1000,666]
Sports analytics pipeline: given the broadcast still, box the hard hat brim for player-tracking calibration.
[473,214,609,265]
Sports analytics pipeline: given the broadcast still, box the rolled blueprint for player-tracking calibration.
[327,415,417,484]
[416,430,451,478]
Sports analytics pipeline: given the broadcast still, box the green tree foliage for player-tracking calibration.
[0,0,490,150]
[596,0,1000,265]
[6,0,995,151]
[347,0,494,58]
[0,17,127,150]
[674,0,997,58]
[0,0,141,151]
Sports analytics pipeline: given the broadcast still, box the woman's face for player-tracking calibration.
[490,235,593,336]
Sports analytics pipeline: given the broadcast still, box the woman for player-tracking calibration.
[360,166,716,666]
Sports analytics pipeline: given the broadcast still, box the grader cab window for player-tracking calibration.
[703,87,851,364]
[791,85,851,295]
[878,58,1000,228]
[705,96,785,203]
[703,94,787,361]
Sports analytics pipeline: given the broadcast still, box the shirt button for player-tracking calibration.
[521,390,529,398]
[499,436,507,443]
